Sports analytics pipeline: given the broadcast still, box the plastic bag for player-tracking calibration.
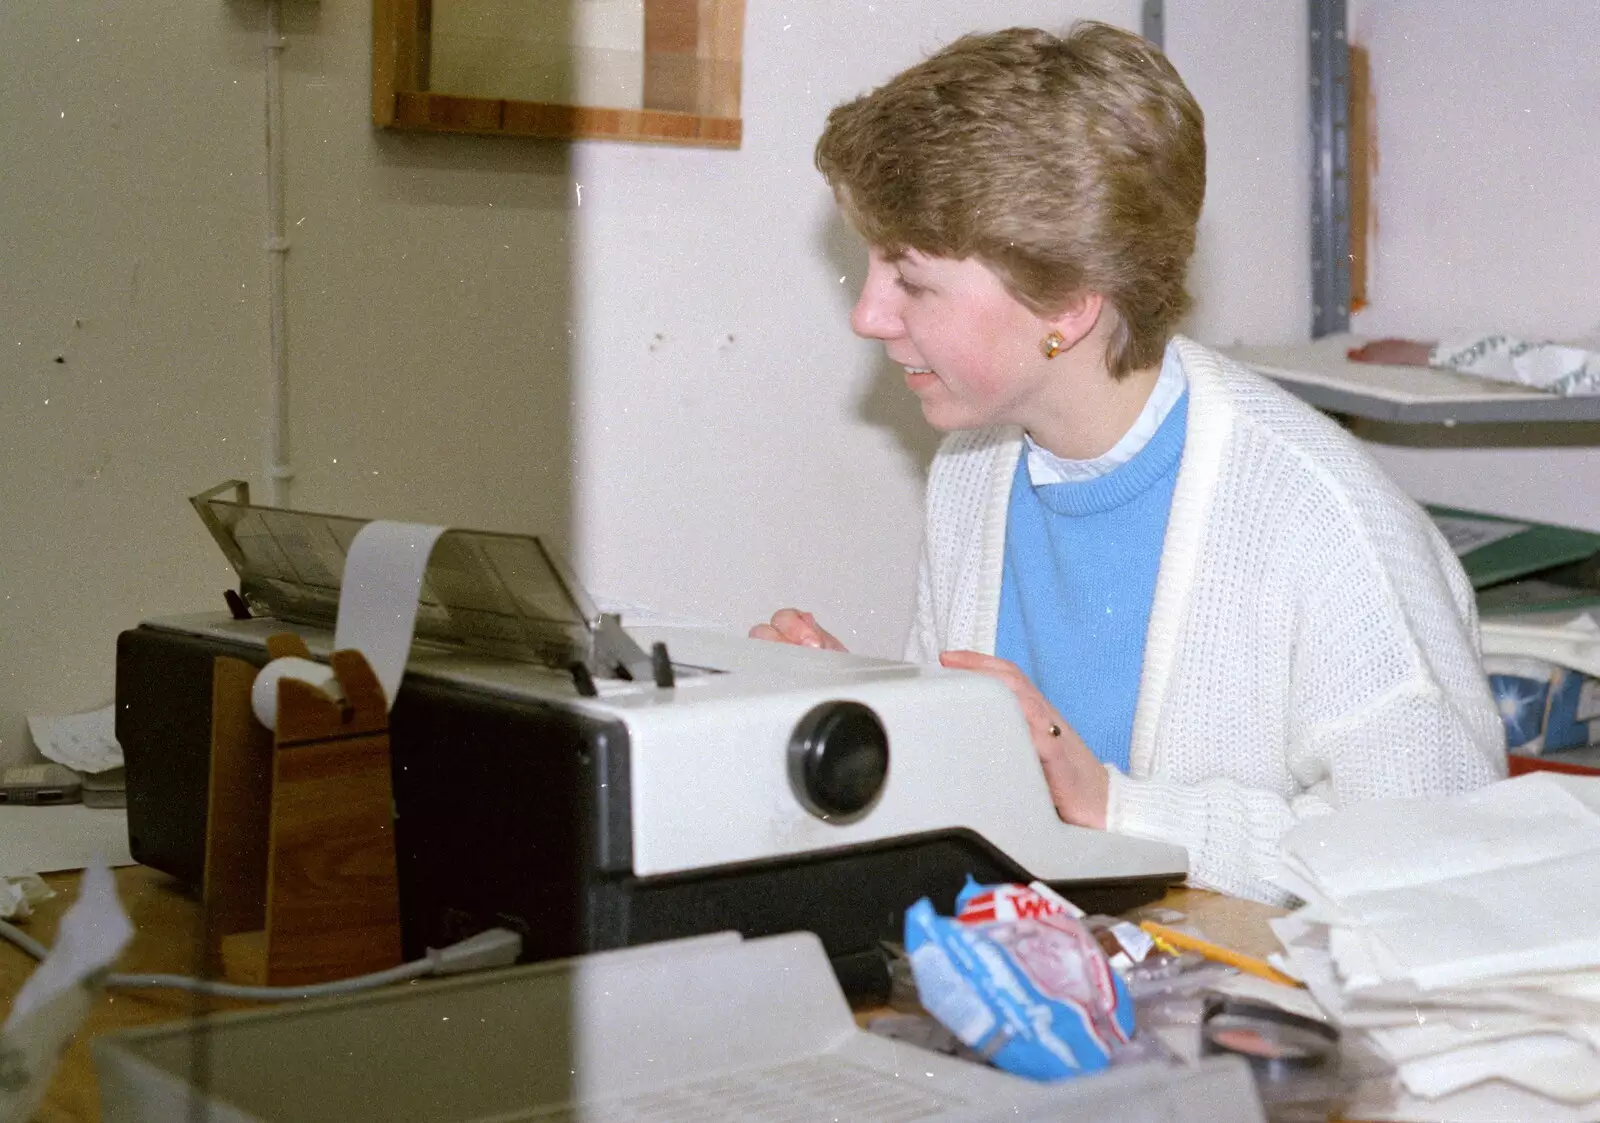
[904,879,1135,1081]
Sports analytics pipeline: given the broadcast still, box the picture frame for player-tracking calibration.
[372,0,744,148]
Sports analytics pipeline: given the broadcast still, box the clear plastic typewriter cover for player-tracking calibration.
[189,480,645,679]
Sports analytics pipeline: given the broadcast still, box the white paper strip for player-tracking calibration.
[332,521,449,710]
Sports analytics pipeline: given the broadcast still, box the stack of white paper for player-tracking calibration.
[1271,773,1600,1122]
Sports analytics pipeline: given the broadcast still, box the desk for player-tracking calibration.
[1,866,221,1123]
[2,868,1287,1123]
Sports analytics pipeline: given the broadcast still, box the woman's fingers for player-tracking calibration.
[749,609,847,651]
[939,650,1035,704]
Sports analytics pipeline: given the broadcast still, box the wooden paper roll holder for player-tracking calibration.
[202,634,403,986]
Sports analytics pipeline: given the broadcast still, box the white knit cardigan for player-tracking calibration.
[905,336,1507,905]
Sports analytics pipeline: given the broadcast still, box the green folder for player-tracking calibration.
[1426,505,1600,614]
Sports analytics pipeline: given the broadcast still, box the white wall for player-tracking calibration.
[1349,1,1600,531]
[1167,2,1310,351]
[2,1,261,769]
[0,0,1314,765]
[1,0,577,767]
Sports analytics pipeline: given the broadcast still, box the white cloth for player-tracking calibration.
[1431,335,1600,396]
[905,336,1506,905]
[1023,342,1188,484]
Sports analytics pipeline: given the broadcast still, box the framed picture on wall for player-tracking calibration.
[373,0,745,147]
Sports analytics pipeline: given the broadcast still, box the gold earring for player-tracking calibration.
[1040,331,1066,359]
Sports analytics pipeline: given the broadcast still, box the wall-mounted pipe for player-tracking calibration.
[264,0,293,507]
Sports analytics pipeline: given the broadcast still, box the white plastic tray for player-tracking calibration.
[94,930,1263,1122]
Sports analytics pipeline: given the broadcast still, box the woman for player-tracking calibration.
[754,23,1504,904]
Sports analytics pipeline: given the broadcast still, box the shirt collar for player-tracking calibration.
[1024,340,1188,486]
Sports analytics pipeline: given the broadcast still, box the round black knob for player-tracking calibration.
[787,701,890,824]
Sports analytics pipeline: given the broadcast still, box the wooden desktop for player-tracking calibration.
[3,865,1287,1122]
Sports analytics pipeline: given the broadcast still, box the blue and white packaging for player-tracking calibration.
[1486,654,1600,754]
[903,886,1135,1082]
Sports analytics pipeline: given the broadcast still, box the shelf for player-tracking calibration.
[1224,335,1600,424]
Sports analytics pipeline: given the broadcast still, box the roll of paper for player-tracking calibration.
[251,656,342,729]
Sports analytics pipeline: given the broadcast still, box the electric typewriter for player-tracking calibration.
[115,483,1187,994]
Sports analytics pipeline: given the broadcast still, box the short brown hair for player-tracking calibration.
[816,23,1205,377]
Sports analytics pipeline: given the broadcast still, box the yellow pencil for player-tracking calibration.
[1138,920,1303,988]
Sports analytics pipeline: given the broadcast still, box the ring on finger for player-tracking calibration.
[1047,723,1061,738]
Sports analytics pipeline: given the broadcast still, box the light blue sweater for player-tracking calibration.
[994,392,1189,772]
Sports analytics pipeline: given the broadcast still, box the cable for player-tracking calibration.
[0,916,521,1002]
[105,961,431,1001]
[0,917,47,961]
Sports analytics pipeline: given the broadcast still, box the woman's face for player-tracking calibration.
[850,246,1054,432]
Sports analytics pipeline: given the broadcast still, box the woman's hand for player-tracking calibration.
[748,609,848,652]
[938,650,1108,829]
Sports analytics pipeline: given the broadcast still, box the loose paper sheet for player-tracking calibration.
[26,704,121,774]
[1431,514,1531,557]
[1273,775,1600,1118]
[0,861,131,1122]
[1279,773,1600,903]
